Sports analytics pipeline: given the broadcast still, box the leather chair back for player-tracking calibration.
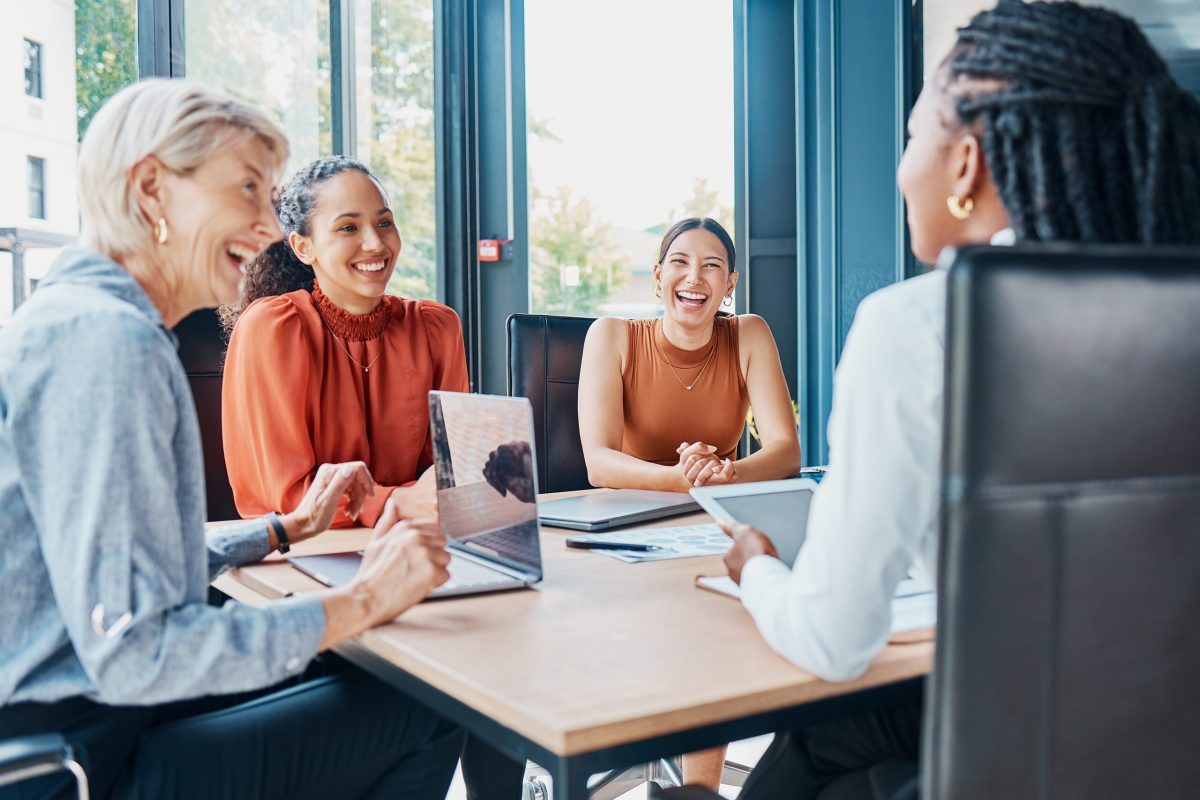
[175,308,238,522]
[506,313,595,493]
[928,245,1200,799]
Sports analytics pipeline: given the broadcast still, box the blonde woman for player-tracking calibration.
[0,80,460,799]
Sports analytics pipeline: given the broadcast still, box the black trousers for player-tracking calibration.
[0,663,464,800]
[738,694,922,800]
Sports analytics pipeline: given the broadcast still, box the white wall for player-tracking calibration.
[0,0,79,239]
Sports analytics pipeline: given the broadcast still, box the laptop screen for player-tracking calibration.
[429,392,542,577]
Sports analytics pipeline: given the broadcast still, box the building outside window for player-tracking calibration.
[27,157,45,220]
[24,38,42,98]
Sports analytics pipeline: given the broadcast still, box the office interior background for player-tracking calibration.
[2,0,1198,463]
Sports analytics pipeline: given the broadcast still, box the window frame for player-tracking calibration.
[27,156,46,220]
[23,38,43,99]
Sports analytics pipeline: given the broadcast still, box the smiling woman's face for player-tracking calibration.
[291,169,402,314]
[654,227,737,325]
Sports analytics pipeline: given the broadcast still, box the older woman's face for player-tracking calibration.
[302,170,401,313]
[159,134,282,307]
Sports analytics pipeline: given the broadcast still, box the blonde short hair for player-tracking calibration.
[77,79,290,258]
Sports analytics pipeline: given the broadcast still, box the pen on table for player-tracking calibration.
[565,538,663,552]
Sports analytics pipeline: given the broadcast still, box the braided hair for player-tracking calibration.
[943,0,1200,246]
[218,155,373,333]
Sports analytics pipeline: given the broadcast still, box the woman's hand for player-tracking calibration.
[716,518,780,584]
[389,468,439,520]
[676,441,721,489]
[693,458,738,488]
[281,461,374,544]
[353,502,452,625]
[318,500,452,649]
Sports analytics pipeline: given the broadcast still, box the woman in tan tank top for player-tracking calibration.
[578,217,801,789]
[579,217,801,493]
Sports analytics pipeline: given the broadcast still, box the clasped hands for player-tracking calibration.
[675,441,738,489]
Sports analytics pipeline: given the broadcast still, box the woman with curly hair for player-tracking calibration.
[220,155,526,797]
[221,156,467,530]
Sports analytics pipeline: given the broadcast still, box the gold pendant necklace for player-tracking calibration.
[654,320,717,391]
[330,333,383,373]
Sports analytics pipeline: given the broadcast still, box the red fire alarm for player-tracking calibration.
[478,239,500,262]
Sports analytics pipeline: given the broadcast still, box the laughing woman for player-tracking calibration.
[577,217,801,789]
[220,155,526,799]
[221,156,468,530]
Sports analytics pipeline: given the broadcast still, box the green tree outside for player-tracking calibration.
[529,185,630,316]
[75,0,138,141]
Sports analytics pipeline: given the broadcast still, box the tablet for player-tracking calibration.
[689,478,818,566]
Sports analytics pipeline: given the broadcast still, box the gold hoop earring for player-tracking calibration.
[152,218,169,244]
[654,281,662,299]
[947,195,974,220]
[722,295,733,309]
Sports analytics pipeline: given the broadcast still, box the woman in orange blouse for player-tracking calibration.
[221,156,467,530]
[221,156,525,798]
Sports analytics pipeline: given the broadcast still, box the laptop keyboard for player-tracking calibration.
[437,553,518,593]
[458,520,541,567]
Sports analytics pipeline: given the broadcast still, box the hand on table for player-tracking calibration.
[716,518,780,584]
[281,461,374,544]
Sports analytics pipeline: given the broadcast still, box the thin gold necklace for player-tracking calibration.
[653,320,717,391]
[329,333,382,373]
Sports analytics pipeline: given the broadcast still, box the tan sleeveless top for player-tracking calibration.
[621,317,750,466]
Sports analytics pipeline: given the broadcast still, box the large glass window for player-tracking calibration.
[186,0,334,169]
[3,1,136,322]
[524,0,734,318]
[923,0,1200,97]
[356,0,438,300]
[23,39,42,98]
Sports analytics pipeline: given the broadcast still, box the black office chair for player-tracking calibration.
[0,734,89,799]
[175,308,239,522]
[927,244,1200,798]
[506,313,595,493]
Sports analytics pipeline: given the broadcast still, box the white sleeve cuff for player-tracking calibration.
[739,554,793,613]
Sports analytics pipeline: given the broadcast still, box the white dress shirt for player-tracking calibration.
[739,268,947,681]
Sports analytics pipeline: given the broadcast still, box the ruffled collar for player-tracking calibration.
[312,282,392,341]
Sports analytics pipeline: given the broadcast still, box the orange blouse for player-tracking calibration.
[620,316,749,466]
[222,284,469,527]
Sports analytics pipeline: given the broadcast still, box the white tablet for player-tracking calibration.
[689,478,819,567]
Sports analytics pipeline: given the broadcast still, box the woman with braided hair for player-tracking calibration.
[700,3,1200,798]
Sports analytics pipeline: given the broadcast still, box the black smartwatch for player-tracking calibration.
[265,512,291,554]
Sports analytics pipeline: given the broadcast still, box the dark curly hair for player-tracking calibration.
[218,155,373,333]
[942,0,1200,245]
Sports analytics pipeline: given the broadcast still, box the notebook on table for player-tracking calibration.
[289,392,544,599]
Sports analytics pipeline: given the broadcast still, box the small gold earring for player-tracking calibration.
[152,217,169,244]
[947,195,974,220]
[654,281,662,299]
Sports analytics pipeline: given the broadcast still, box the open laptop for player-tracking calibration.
[289,392,543,599]
[538,490,700,531]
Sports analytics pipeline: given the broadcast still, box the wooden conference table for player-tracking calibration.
[212,490,933,799]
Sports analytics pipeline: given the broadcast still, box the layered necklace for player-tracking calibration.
[653,319,718,391]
